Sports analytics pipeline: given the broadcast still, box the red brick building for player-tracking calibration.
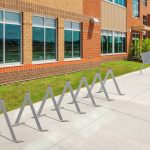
[0,0,149,84]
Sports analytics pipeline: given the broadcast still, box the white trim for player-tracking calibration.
[0,63,22,68]
[64,58,82,62]
[101,52,127,56]
[32,60,57,64]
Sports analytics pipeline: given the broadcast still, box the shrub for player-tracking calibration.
[128,38,150,61]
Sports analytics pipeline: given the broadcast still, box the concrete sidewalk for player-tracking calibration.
[1,68,150,150]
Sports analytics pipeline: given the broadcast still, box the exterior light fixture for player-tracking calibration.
[90,18,100,24]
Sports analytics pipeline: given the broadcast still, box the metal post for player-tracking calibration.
[70,77,99,107]
[57,81,84,114]
[86,73,110,100]
[37,86,66,122]
[140,63,144,74]
[0,100,18,143]
[98,68,123,95]
[14,92,45,132]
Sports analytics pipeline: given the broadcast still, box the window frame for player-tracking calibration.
[64,20,82,60]
[105,0,126,8]
[101,30,127,56]
[32,15,57,64]
[143,0,147,6]
[132,0,140,18]
[0,9,22,67]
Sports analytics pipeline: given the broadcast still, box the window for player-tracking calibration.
[101,30,126,54]
[143,15,147,25]
[64,21,81,59]
[132,33,140,46]
[114,32,126,53]
[115,0,126,7]
[101,30,113,54]
[143,0,147,6]
[133,0,140,17]
[106,0,126,7]
[32,16,56,61]
[0,10,21,64]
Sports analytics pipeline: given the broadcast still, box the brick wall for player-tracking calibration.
[127,0,150,50]
[0,0,126,85]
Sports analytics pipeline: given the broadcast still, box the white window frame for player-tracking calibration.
[101,29,127,56]
[105,0,126,8]
[64,20,82,61]
[0,9,22,68]
[132,0,140,18]
[32,15,57,64]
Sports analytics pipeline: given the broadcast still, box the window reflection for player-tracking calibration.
[0,24,3,63]
[64,21,81,59]
[46,28,56,60]
[32,16,56,61]
[0,11,21,64]
[33,27,44,61]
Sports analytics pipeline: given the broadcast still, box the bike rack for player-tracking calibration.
[98,68,123,95]
[0,100,19,143]
[37,86,67,122]
[14,92,46,132]
[86,72,110,100]
[69,77,100,107]
[57,81,85,114]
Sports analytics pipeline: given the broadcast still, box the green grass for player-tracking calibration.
[0,60,149,112]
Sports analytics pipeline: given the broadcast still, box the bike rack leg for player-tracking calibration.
[0,100,18,143]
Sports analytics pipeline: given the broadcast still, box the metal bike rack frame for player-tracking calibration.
[0,100,18,143]
[69,77,100,107]
[86,72,110,100]
[98,68,123,95]
[37,86,67,122]
[14,92,46,132]
[57,81,85,114]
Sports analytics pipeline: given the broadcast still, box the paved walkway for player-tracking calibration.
[1,68,150,150]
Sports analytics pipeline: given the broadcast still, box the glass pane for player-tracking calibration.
[72,22,80,30]
[108,36,112,53]
[101,36,108,54]
[33,27,44,61]
[0,24,3,63]
[118,37,123,53]
[45,18,56,28]
[0,11,3,22]
[33,16,44,26]
[115,36,119,53]
[46,28,56,60]
[123,37,126,52]
[5,24,21,63]
[73,31,80,58]
[65,21,72,30]
[5,12,20,24]
[65,30,72,58]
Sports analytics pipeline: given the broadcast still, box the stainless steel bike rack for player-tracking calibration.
[14,92,46,132]
[0,100,19,143]
[98,68,123,95]
[86,72,110,100]
[69,77,100,107]
[57,81,85,114]
[37,86,67,122]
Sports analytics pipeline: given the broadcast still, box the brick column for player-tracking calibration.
[22,12,32,64]
[57,18,64,61]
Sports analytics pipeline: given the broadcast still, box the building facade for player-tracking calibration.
[0,0,149,84]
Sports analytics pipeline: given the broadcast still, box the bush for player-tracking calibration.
[128,38,150,61]
[141,38,150,52]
